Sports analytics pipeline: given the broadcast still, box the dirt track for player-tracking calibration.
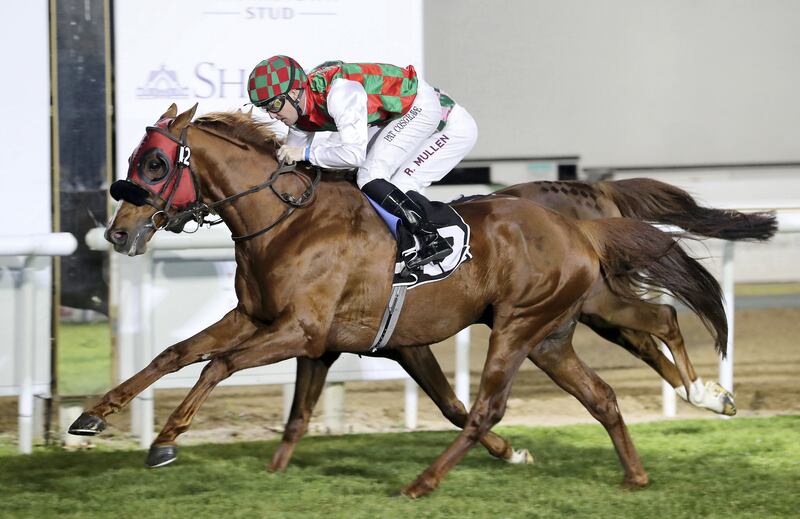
[1,306,797,448]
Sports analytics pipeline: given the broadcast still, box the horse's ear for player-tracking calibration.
[159,103,178,121]
[171,103,198,133]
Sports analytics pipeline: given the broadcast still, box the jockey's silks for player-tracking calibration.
[295,61,419,132]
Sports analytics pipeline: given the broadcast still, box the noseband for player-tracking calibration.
[111,120,321,242]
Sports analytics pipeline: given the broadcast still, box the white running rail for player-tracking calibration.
[0,233,78,453]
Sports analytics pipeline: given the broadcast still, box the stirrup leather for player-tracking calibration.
[407,232,453,269]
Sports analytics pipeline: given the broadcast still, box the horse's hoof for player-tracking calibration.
[506,448,534,465]
[68,413,106,436]
[721,398,737,416]
[705,381,737,416]
[146,444,177,468]
[622,474,649,490]
[267,459,288,473]
[401,477,437,499]
[267,444,293,473]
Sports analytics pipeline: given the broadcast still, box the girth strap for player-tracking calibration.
[369,284,408,352]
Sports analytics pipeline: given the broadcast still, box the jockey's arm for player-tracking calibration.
[305,79,369,169]
[285,127,311,148]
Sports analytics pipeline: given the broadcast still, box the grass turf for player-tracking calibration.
[57,322,112,396]
[0,416,797,518]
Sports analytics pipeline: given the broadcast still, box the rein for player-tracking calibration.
[204,160,321,242]
[147,123,321,242]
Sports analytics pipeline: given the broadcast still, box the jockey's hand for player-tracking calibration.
[277,145,306,165]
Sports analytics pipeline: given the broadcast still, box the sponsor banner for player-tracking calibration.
[1,1,50,234]
[115,0,423,179]
[0,1,52,398]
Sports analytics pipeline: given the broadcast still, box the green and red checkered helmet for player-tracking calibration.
[248,55,308,106]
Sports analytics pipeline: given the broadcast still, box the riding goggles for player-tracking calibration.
[260,94,288,113]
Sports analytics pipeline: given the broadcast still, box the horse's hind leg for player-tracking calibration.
[579,317,689,386]
[402,313,552,498]
[268,352,341,472]
[582,286,693,395]
[591,325,733,413]
[265,344,531,470]
[529,322,649,489]
[581,289,735,415]
[388,346,533,464]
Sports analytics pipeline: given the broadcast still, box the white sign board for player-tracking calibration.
[114,0,424,178]
[0,0,52,397]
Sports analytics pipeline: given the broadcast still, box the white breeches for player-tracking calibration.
[356,78,478,193]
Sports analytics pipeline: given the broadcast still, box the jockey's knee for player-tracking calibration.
[356,159,393,189]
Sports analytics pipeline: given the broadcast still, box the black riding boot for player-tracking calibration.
[362,179,453,269]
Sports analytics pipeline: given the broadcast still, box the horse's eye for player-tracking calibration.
[139,151,169,182]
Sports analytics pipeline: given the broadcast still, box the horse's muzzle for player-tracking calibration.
[106,228,128,246]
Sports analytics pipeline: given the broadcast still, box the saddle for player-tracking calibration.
[387,192,472,288]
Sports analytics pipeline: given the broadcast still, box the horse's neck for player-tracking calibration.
[194,144,287,240]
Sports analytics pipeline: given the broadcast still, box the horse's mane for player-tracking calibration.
[193,110,358,183]
[193,110,283,152]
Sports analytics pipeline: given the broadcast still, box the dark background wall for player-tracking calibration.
[54,0,111,315]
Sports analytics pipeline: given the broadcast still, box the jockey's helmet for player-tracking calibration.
[247,55,307,108]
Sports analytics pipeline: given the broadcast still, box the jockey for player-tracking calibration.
[247,55,478,270]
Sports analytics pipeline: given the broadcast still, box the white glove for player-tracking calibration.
[276,145,306,165]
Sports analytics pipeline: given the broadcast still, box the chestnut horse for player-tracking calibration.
[70,104,727,497]
[265,179,775,472]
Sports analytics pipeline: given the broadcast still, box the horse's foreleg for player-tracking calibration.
[388,346,532,464]
[268,353,341,472]
[150,352,340,470]
[528,330,649,489]
[145,311,325,467]
[69,308,257,436]
[146,356,234,467]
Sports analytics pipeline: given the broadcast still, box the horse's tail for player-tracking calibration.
[596,178,777,242]
[578,218,728,357]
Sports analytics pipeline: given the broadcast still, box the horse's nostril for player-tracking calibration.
[111,230,128,245]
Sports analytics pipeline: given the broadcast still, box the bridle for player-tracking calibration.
[110,118,321,242]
